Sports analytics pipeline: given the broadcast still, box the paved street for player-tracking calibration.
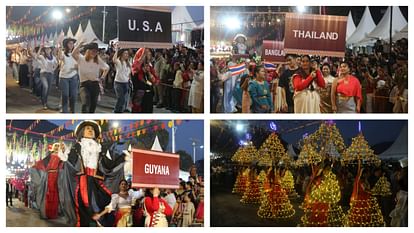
[6,67,171,114]
[6,198,70,227]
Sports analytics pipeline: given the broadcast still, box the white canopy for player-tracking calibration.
[287,144,297,158]
[393,24,408,41]
[172,6,198,31]
[151,135,163,152]
[74,24,83,41]
[346,11,356,40]
[346,6,376,46]
[66,26,74,38]
[81,20,107,48]
[379,123,408,160]
[359,6,407,44]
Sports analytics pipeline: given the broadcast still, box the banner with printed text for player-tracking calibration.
[284,13,347,57]
[117,7,172,48]
[132,148,179,188]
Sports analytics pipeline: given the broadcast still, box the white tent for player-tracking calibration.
[172,6,203,47]
[66,26,74,38]
[287,144,297,158]
[74,24,83,41]
[346,6,376,46]
[346,11,356,40]
[151,136,163,152]
[379,123,408,160]
[359,6,407,44]
[81,20,107,48]
[393,24,408,41]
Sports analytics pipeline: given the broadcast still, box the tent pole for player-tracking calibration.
[389,6,393,54]
[102,6,107,43]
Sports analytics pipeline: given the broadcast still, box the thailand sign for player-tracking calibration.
[117,7,172,48]
[132,148,179,188]
[262,40,285,63]
[284,13,347,57]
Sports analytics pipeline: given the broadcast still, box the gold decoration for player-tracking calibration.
[301,169,345,226]
[258,133,288,164]
[296,141,322,167]
[241,171,261,204]
[371,175,392,197]
[341,133,381,167]
[281,170,298,198]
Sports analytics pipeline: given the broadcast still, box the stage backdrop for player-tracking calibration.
[284,13,347,57]
[117,6,172,48]
[262,40,285,63]
[132,148,180,188]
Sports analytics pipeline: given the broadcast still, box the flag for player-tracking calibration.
[263,62,276,71]
[228,63,246,76]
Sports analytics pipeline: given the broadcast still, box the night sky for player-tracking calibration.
[47,120,204,161]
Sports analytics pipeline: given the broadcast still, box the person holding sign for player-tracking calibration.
[72,41,109,113]
[331,62,362,113]
[131,48,159,113]
[143,187,173,227]
[292,55,325,113]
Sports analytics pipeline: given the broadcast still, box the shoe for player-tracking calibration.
[43,105,48,110]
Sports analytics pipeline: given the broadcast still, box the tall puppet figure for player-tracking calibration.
[31,142,64,219]
[62,120,126,226]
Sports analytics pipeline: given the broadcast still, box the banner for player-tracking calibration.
[262,40,285,63]
[132,148,179,188]
[117,7,172,48]
[284,13,347,57]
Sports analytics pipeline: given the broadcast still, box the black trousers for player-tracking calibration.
[80,81,100,113]
[6,192,12,206]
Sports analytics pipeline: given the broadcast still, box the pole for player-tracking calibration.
[389,6,393,54]
[192,141,196,163]
[172,120,176,153]
[102,6,107,43]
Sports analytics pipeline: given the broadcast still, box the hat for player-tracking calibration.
[74,120,101,139]
[83,42,99,51]
[62,38,76,48]
[43,42,53,48]
[133,48,145,63]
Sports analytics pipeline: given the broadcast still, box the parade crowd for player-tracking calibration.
[7,121,204,227]
[7,40,204,113]
[210,38,408,114]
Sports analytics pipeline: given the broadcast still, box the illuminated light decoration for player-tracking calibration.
[232,167,250,195]
[358,121,362,133]
[235,123,244,132]
[301,169,345,226]
[258,133,288,165]
[269,121,277,131]
[309,121,346,158]
[240,170,261,204]
[239,140,245,146]
[281,170,298,198]
[341,133,381,167]
[245,133,252,141]
[296,141,321,167]
[371,175,392,197]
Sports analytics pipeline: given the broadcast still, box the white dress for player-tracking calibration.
[188,70,204,110]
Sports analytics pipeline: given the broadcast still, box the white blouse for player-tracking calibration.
[114,59,131,83]
[59,53,78,78]
[107,189,145,211]
[77,54,109,83]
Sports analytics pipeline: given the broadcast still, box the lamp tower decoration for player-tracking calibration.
[256,126,295,219]
[240,142,261,204]
[341,127,384,227]
[299,122,346,226]
[371,175,392,197]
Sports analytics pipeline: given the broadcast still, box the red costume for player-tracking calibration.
[336,75,362,100]
[32,153,62,219]
[293,70,325,91]
[144,196,173,227]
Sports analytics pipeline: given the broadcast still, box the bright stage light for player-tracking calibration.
[297,6,307,13]
[236,124,244,132]
[65,8,71,13]
[112,121,120,128]
[52,10,63,20]
[224,16,241,30]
